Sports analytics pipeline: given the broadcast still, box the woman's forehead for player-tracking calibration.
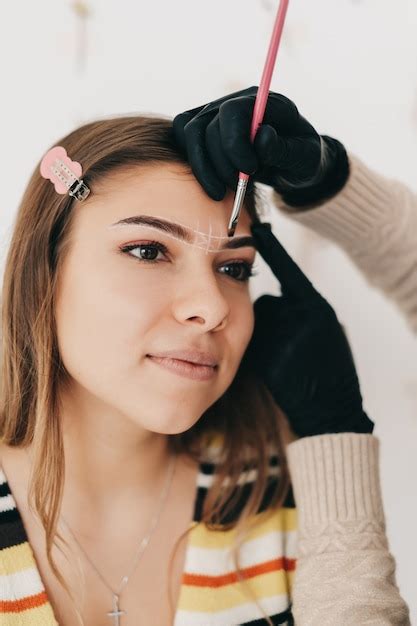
[83,163,254,249]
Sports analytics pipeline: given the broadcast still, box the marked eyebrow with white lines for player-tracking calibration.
[107,215,256,253]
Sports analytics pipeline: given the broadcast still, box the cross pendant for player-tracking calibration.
[106,593,126,626]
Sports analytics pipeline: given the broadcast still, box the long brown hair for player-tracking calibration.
[0,114,291,625]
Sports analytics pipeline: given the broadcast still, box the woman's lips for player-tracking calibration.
[147,355,217,381]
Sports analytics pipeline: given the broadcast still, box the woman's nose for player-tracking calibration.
[171,268,231,331]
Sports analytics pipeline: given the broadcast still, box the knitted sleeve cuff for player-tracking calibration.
[285,433,385,529]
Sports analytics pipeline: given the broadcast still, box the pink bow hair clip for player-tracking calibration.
[40,146,90,201]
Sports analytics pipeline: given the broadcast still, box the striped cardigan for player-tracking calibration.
[0,433,296,625]
[0,433,412,625]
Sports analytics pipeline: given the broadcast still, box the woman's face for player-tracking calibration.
[54,163,257,435]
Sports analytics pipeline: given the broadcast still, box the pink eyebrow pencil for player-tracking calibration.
[227,0,290,237]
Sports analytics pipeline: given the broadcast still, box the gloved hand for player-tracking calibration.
[241,222,374,439]
[172,86,349,207]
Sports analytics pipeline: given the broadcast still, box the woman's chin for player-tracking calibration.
[135,410,204,436]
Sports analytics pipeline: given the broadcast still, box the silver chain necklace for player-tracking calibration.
[25,448,177,625]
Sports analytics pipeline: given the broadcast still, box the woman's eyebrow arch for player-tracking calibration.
[108,215,256,250]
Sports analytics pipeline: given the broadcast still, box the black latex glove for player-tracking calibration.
[172,86,349,207]
[242,222,374,439]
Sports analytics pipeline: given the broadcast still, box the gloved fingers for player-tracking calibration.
[252,293,294,327]
[254,127,322,180]
[250,222,318,301]
[243,294,289,361]
[182,111,227,201]
[216,91,300,173]
[172,86,259,153]
[259,91,301,130]
[205,115,240,191]
[172,88,320,199]
[217,93,319,178]
[253,125,283,165]
[217,96,259,174]
[216,91,299,174]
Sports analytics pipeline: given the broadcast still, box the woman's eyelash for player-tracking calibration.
[119,240,259,283]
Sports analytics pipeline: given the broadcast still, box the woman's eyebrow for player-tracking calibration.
[107,215,256,250]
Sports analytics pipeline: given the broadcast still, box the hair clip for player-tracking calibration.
[40,146,90,201]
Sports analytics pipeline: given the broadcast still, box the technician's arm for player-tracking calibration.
[272,155,417,334]
[285,432,411,626]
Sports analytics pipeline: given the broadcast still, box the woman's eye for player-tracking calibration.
[120,241,258,283]
[219,262,258,282]
[122,241,167,262]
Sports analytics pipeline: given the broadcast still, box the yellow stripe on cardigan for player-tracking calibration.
[187,507,297,549]
[0,541,39,575]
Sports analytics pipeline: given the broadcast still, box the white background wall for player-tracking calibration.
[1,0,416,620]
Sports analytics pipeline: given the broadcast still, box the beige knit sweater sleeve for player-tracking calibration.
[285,433,411,625]
[270,154,417,333]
